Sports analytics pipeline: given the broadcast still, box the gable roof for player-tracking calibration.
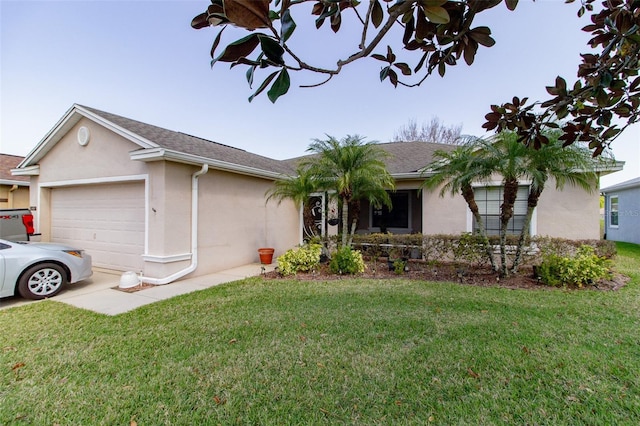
[79,106,295,176]
[16,104,295,179]
[601,177,640,193]
[15,104,460,180]
[0,154,29,185]
[12,104,627,183]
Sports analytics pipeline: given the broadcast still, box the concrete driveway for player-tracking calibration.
[0,264,274,315]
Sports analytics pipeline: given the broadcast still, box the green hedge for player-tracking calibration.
[343,233,616,267]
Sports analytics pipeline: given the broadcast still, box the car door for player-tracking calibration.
[0,242,9,298]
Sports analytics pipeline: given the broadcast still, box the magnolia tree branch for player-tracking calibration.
[192,0,639,154]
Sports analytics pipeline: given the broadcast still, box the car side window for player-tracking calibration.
[0,243,10,250]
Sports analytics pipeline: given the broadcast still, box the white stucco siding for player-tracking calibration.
[421,188,468,235]
[50,182,145,271]
[195,170,299,275]
[36,118,147,183]
[420,179,600,240]
[536,181,600,240]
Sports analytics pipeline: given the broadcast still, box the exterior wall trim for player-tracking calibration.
[607,193,620,229]
[130,148,283,180]
[11,165,40,176]
[0,179,29,186]
[143,253,192,263]
[37,174,150,254]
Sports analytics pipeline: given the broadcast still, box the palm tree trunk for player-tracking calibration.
[510,187,543,274]
[461,185,497,272]
[499,178,519,277]
[347,200,361,247]
[341,196,349,247]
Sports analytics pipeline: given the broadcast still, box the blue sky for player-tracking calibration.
[1,0,638,187]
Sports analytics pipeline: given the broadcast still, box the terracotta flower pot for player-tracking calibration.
[258,248,275,264]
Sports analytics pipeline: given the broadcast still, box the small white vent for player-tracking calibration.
[77,126,91,146]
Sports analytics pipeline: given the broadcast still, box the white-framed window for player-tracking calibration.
[473,185,529,236]
[609,195,619,227]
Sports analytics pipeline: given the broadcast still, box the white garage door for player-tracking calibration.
[51,182,145,271]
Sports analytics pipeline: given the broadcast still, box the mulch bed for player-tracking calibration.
[263,258,629,291]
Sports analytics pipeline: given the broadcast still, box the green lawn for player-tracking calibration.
[2,243,639,425]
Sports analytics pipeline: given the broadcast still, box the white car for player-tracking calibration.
[0,239,92,300]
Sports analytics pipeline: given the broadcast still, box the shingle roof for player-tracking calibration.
[376,141,457,174]
[0,154,29,182]
[79,105,296,176]
[283,140,457,175]
[75,106,458,178]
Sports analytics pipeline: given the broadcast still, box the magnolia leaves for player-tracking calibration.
[193,0,506,101]
[224,0,270,30]
[311,0,356,32]
[191,0,270,30]
[372,0,497,86]
[373,46,410,87]
[482,0,640,155]
[191,0,637,155]
[193,0,291,103]
[210,31,290,103]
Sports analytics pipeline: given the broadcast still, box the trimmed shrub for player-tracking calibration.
[537,245,612,287]
[351,233,616,270]
[329,246,365,275]
[453,232,487,266]
[277,243,322,276]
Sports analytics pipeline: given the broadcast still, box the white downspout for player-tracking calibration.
[126,163,208,286]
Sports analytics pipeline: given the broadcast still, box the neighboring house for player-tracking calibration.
[12,104,622,281]
[602,177,640,245]
[0,154,30,209]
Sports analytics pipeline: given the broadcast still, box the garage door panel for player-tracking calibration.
[51,183,145,271]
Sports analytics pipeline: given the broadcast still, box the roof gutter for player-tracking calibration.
[130,147,284,180]
[122,163,209,287]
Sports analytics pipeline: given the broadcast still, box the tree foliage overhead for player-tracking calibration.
[192,0,640,155]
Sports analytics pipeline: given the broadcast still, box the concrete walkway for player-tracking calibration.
[0,264,275,315]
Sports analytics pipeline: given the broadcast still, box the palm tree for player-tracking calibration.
[421,141,498,271]
[265,166,319,238]
[482,132,607,276]
[508,135,606,273]
[300,135,395,247]
[423,132,607,277]
[479,136,530,277]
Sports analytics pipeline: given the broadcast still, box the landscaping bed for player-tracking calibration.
[264,257,629,291]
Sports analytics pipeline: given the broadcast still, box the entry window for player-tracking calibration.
[473,186,529,236]
[610,196,619,227]
[372,191,409,230]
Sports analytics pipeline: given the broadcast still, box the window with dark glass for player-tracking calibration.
[372,191,409,229]
[473,186,529,236]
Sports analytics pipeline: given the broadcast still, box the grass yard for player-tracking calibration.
[1,243,639,425]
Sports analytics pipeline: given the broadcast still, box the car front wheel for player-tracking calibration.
[18,263,66,300]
